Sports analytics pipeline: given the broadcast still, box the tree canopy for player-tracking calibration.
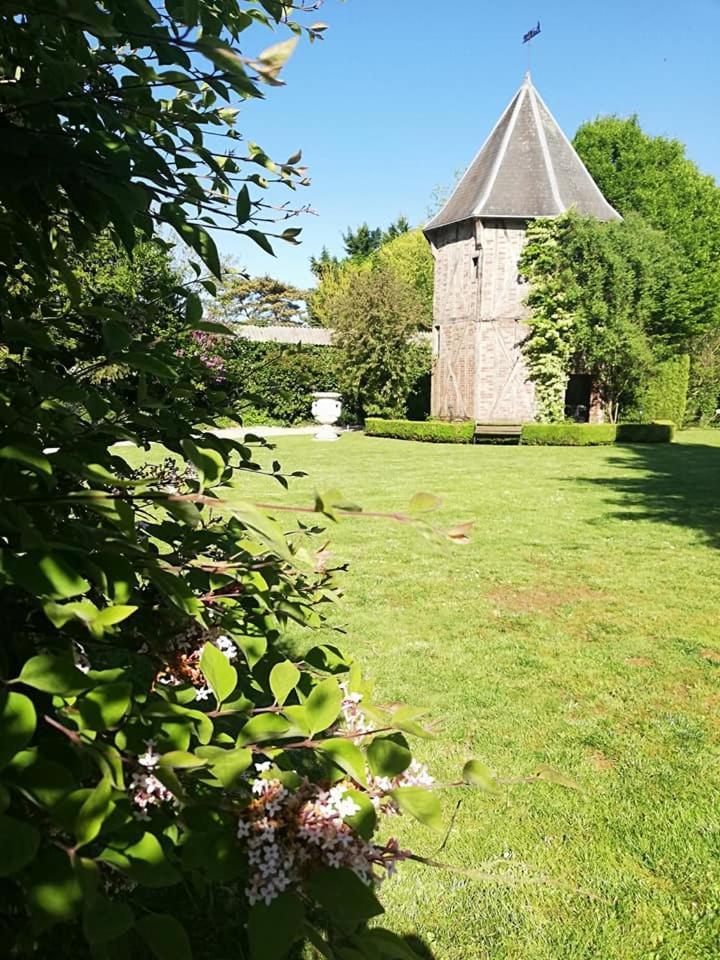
[574,116,720,337]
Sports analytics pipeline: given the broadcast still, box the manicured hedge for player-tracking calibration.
[521,421,675,446]
[627,355,690,426]
[365,418,475,443]
[615,420,676,443]
[521,423,617,446]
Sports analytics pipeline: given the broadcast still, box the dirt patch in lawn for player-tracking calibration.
[626,657,654,668]
[487,583,601,616]
[588,750,616,772]
[700,648,720,664]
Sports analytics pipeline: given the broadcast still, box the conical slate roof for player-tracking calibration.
[425,74,621,231]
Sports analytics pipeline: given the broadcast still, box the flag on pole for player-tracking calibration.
[523,21,541,44]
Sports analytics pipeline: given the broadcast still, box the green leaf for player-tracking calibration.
[27,847,83,931]
[0,814,40,876]
[343,789,377,841]
[199,642,237,704]
[122,351,176,380]
[368,737,412,779]
[306,867,383,933]
[236,184,251,224]
[0,442,51,477]
[158,750,207,769]
[181,439,225,491]
[237,714,290,746]
[75,776,113,847]
[77,682,132,731]
[408,492,442,514]
[174,221,222,278]
[462,759,500,794]
[269,660,300,706]
[235,634,267,668]
[101,832,181,888]
[136,913,192,960]
[102,318,132,354]
[185,292,203,325]
[207,747,253,789]
[0,691,36,769]
[243,229,275,256]
[0,551,90,600]
[18,654,92,696]
[389,787,443,832]
[248,892,305,960]
[83,895,134,944]
[533,764,580,790]
[317,739,367,786]
[304,678,342,737]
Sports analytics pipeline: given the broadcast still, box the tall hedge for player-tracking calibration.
[628,355,690,426]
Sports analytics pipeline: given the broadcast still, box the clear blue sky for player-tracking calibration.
[219,0,720,289]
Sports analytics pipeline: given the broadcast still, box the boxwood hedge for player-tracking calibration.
[365,418,475,443]
[521,423,617,446]
[521,422,675,446]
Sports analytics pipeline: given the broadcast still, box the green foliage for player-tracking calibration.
[625,355,690,426]
[323,267,432,419]
[519,212,690,422]
[0,4,458,958]
[521,424,618,446]
[223,340,344,424]
[365,419,475,444]
[574,116,720,339]
[687,331,720,424]
[615,421,676,443]
[210,273,312,327]
[521,422,674,445]
[313,229,433,331]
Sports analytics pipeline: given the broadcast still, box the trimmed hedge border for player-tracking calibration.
[521,421,675,446]
[365,418,475,443]
[521,424,616,446]
[615,420,676,443]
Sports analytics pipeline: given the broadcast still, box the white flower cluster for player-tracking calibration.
[339,684,435,810]
[339,682,373,739]
[214,634,237,660]
[237,765,407,907]
[128,741,175,820]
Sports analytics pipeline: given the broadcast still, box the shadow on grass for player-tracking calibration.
[582,441,720,547]
[401,934,437,958]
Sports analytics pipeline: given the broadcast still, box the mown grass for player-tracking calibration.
[126,429,720,959]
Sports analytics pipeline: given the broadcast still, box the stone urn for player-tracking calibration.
[311,392,342,441]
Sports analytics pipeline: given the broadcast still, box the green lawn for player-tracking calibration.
[132,429,720,959]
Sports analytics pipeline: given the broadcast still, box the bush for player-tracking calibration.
[521,423,617,446]
[628,355,690,425]
[521,422,675,445]
[616,420,676,443]
[365,418,475,443]
[223,341,347,425]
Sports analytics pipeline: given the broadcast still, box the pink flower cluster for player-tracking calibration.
[191,330,225,379]
[129,741,176,820]
[237,763,409,907]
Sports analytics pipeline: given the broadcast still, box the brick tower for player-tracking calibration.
[424,74,620,424]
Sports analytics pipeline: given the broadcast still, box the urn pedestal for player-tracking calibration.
[311,392,342,442]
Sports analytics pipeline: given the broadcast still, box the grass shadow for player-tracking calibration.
[581,440,720,547]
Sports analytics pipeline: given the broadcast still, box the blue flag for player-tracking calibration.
[523,21,541,44]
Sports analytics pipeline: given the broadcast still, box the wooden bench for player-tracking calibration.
[474,423,522,439]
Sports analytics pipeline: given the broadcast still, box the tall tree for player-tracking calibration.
[574,116,720,337]
[211,272,312,326]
